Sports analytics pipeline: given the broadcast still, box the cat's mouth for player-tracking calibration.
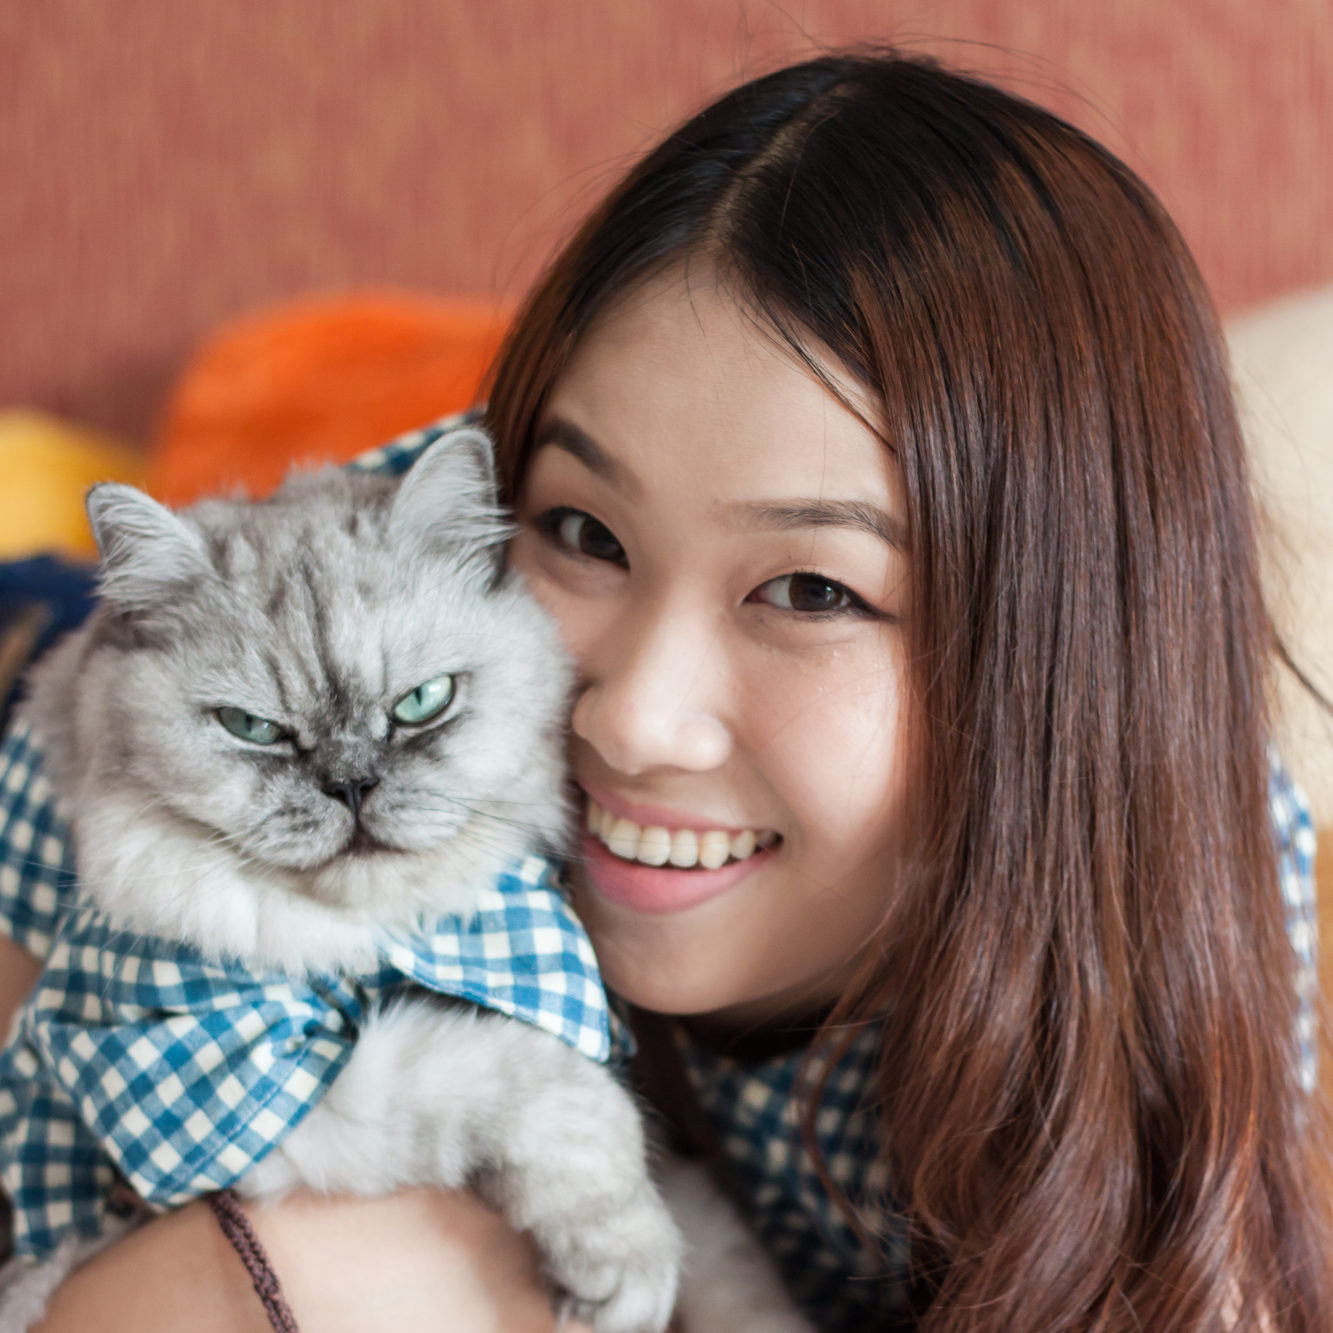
[299,825,405,867]
[294,827,409,896]
[341,824,402,858]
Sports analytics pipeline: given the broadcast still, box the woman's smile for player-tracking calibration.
[576,784,782,914]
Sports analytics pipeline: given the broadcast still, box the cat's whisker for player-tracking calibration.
[444,822,563,867]
[397,790,563,814]
[406,797,557,835]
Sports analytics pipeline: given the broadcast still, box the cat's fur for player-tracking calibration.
[2,430,680,1332]
[22,431,569,976]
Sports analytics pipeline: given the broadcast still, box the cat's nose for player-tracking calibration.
[322,775,379,818]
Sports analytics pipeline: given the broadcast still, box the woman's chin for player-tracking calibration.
[570,888,736,1016]
[569,830,859,1029]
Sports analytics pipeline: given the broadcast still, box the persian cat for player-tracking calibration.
[0,430,687,1331]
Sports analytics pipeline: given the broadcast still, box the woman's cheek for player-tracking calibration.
[544,589,621,677]
[510,553,596,663]
[515,546,633,667]
[757,647,910,849]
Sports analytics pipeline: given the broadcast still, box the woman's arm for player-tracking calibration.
[6,933,596,1332]
[0,935,41,1035]
[36,1188,591,1333]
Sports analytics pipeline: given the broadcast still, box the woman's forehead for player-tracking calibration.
[570,262,865,398]
[541,269,898,509]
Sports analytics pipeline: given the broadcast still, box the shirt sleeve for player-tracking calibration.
[1268,755,1319,1091]
[0,718,77,961]
[344,408,484,477]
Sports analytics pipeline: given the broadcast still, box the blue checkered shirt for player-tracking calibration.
[0,718,613,1259]
[0,416,1321,1329]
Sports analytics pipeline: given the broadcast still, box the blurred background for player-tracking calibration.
[2,0,1328,442]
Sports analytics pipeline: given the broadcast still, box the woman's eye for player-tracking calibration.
[538,508,627,565]
[217,707,284,745]
[748,573,861,616]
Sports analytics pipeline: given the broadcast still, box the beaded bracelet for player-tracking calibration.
[206,1191,301,1333]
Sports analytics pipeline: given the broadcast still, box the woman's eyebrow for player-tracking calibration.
[722,499,908,551]
[532,418,643,499]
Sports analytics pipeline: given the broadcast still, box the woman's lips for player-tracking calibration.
[577,783,769,838]
[575,829,777,916]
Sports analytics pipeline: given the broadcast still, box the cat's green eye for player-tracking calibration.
[392,674,456,726]
[217,707,284,745]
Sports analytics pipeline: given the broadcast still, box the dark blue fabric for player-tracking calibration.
[0,556,98,727]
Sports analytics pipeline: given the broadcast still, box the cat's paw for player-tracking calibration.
[539,1182,682,1333]
[659,1158,816,1333]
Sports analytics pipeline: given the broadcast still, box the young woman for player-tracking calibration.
[2,47,1328,1333]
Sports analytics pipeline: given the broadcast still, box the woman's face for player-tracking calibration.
[508,269,914,1032]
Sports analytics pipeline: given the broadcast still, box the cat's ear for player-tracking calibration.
[389,428,515,565]
[86,483,212,608]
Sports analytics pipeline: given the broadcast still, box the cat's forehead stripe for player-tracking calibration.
[294,552,346,720]
[188,491,467,729]
[280,545,392,731]
[297,554,335,680]
[262,650,293,715]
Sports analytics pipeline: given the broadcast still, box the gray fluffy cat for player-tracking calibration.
[26,430,569,975]
[2,430,680,1331]
[1,427,814,1333]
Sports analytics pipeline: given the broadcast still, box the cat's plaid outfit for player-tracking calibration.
[0,719,613,1259]
[0,418,1321,1331]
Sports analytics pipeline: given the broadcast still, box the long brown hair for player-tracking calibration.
[485,50,1332,1331]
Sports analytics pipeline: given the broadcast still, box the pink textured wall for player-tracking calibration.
[1,1,1329,440]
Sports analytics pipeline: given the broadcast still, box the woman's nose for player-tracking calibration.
[571,605,731,777]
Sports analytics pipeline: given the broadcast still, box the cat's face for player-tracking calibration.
[84,432,571,912]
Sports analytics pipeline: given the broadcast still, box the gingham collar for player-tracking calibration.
[0,852,614,1257]
[676,1020,910,1329]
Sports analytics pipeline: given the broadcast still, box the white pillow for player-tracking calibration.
[1228,284,1333,825]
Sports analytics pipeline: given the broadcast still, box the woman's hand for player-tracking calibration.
[35,1188,593,1333]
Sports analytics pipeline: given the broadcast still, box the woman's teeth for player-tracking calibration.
[585,799,777,869]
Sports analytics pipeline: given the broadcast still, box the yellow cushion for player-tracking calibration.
[0,410,145,560]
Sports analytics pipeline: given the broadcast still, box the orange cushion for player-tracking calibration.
[150,291,511,505]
